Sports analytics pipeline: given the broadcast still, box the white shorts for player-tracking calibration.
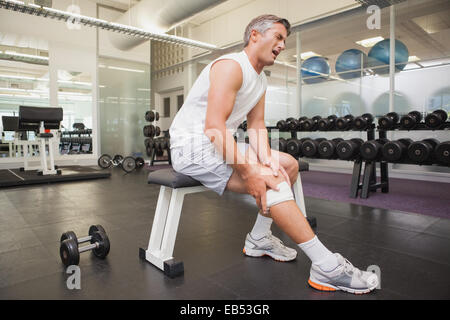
[170,142,249,195]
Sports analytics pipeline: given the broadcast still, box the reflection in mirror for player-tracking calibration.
[0,39,49,158]
[57,70,93,155]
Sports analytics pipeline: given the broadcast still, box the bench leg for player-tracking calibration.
[293,172,317,229]
[140,186,185,278]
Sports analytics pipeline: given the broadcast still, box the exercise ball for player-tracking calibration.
[301,56,330,84]
[335,49,368,79]
[368,39,409,75]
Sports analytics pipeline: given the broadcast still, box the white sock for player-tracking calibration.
[298,236,339,272]
[250,213,273,240]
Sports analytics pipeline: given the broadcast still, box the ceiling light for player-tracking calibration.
[107,66,145,73]
[294,52,321,60]
[356,36,384,48]
[4,51,49,61]
[408,56,420,62]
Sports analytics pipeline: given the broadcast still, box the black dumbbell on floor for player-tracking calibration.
[408,138,440,164]
[378,112,399,130]
[400,111,422,130]
[60,225,110,266]
[336,138,364,160]
[425,110,448,129]
[382,138,413,162]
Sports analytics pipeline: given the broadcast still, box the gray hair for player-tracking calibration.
[243,14,291,47]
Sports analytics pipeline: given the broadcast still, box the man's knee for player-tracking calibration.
[284,155,299,183]
[266,180,295,208]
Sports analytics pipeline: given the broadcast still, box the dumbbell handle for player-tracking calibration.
[77,235,92,244]
[78,242,99,253]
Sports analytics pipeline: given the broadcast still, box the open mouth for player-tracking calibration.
[272,50,279,59]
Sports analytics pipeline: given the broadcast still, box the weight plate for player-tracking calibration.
[113,154,123,162]
[91,231,110,259]
[60,239,79,266]
[98,154,112,169]
[60,231,77,243]
[435,141,450,165]
[89,225,106,237]
[122,156,136,173]
[135,157,145,169]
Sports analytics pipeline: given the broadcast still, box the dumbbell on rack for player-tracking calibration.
[60,225,110,266]
[360,139,389,161]
[400,111,422,130]
[435,141,450,166]
[353,113,374,130]
[335,114,354,130]
[145,110,160,122]
[286,138,308,158]
[381,138,413,162]
[378,112,399,130]
[317,115,338,131]
[425,110,448,129]
[301,138,327,158]
[336,138,364,160]
[143,125,161,138]
[407,139,439,164]
[301,116,322,131]
[318,138,344,159]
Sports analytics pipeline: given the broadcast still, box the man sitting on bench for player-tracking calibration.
[169,14,379,294]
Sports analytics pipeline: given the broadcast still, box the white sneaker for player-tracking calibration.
[308,253,379,294]
[243,232,297,262]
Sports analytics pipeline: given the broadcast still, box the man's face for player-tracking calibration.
[254,22,287,66]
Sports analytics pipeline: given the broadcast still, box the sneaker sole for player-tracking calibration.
[308,278,376,295]
[243,247,296,262]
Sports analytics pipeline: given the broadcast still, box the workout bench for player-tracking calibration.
[140,161,314,278]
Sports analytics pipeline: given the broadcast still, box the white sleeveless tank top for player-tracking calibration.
[169,50,267,150]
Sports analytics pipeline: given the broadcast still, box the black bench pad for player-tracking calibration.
[148,168,201,188]
[148,161,308,189]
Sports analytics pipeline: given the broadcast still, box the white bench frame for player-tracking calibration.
[141,172,309,276]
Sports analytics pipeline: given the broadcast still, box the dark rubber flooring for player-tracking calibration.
[0,167,449,300]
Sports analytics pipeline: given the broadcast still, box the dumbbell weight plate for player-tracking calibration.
[60,239,80,266]
[60,231,77,243]
[155,126,161,137]
[122,156,137,173]
[135,157,145,169]
[113,154,123,162]
[382,141,406,162]
[89,225,106,237]
[90,231,110,259]
[98,154,112,169]
[318,140,335,158]
[425,110,448,128]
[145,111,155,122]
[435,141,450,165]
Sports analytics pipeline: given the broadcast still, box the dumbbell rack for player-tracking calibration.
[368,121,449,195]
[353,126,389,199]
[276,123,388,199]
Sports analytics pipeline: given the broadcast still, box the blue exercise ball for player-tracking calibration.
[335,49,368,79]
[368,39,409,75]
[301,56,330,84]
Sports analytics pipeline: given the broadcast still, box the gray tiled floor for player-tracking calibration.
[0,168,449,299]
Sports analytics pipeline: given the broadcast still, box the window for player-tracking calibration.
[164,97,170,117]
[177,94,184,111]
